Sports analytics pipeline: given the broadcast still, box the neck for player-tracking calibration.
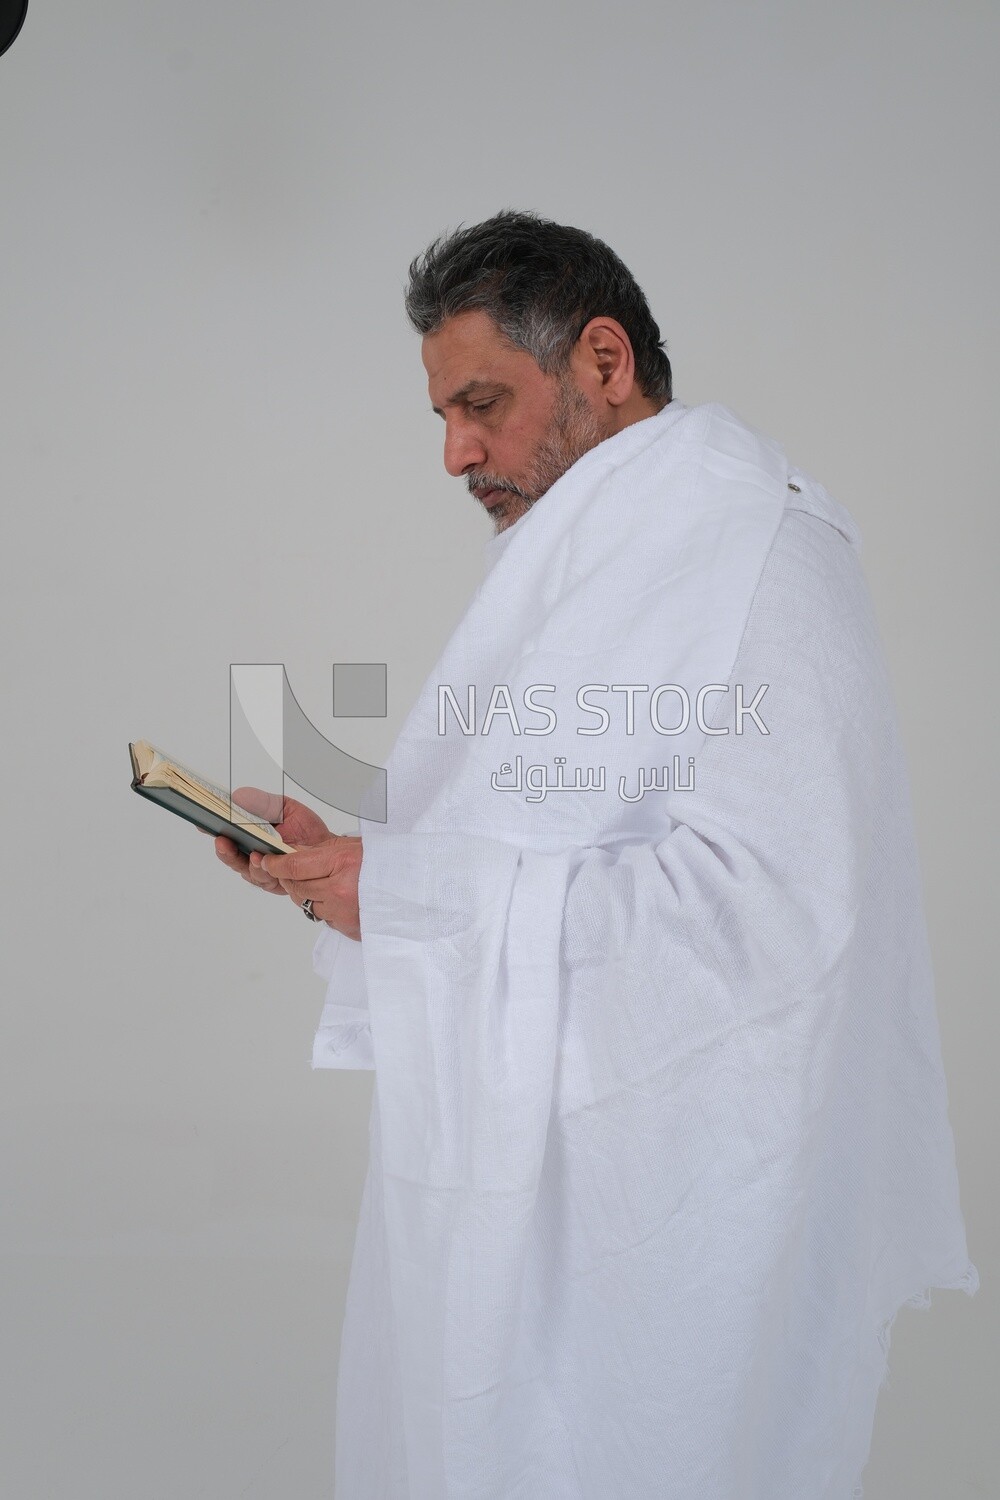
[609,392,670,437]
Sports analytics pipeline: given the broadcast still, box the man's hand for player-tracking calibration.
[212,787,362,939]
[258,837,363,941]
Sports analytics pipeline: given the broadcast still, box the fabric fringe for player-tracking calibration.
[851,1261,980,1499]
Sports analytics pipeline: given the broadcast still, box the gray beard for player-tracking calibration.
[520,377,609,505]
[479,378,610,533]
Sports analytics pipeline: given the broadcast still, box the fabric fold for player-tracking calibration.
[310,926,374,1070]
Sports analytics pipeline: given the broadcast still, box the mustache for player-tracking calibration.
[466,472,532,502]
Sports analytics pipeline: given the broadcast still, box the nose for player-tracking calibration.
[443,417,487,478]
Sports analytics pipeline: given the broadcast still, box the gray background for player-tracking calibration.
[1,2,994,1496]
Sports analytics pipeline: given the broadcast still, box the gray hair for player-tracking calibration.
[404,209,672,404]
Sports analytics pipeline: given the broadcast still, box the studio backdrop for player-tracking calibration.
[0,3,993,1497]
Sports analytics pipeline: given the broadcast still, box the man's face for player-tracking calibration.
[423,309,611,534]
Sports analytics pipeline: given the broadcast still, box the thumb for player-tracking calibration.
[231,786,285,823]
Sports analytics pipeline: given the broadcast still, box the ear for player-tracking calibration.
[572,317,636,408]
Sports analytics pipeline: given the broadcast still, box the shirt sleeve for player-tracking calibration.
[310,923,374,1070]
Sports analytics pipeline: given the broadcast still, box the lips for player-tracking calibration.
[476,488,504,509]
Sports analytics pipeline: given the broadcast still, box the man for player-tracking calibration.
[215,212,977,1499]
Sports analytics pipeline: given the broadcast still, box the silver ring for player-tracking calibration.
[301,897,319,922]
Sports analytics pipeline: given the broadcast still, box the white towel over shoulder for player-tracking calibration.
[315,401,978,1499]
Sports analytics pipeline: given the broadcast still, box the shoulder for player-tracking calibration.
[756,503,875,635]
[733,503,893,721]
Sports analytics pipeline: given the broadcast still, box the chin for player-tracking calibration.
[491,495,535,534]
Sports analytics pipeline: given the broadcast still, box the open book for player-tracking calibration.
[129,740,295,856]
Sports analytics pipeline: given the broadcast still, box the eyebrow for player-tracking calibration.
[431,380,512,417]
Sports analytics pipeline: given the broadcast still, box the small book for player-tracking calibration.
[129,740,295,856]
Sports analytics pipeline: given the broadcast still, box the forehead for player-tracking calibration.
[422,309,543,403]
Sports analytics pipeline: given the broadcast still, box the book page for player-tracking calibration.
[130,740,294,852]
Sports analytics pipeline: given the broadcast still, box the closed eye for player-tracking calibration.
[471,399,497,413]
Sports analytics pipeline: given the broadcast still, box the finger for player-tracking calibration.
[246,850,284,892]
[215,834,284,894]
[215,835,249,872]
[276,879,326,914]
[231,786,286,823]
[260,841,341,882]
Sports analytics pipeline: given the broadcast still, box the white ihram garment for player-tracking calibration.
[311,400,978,1499]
